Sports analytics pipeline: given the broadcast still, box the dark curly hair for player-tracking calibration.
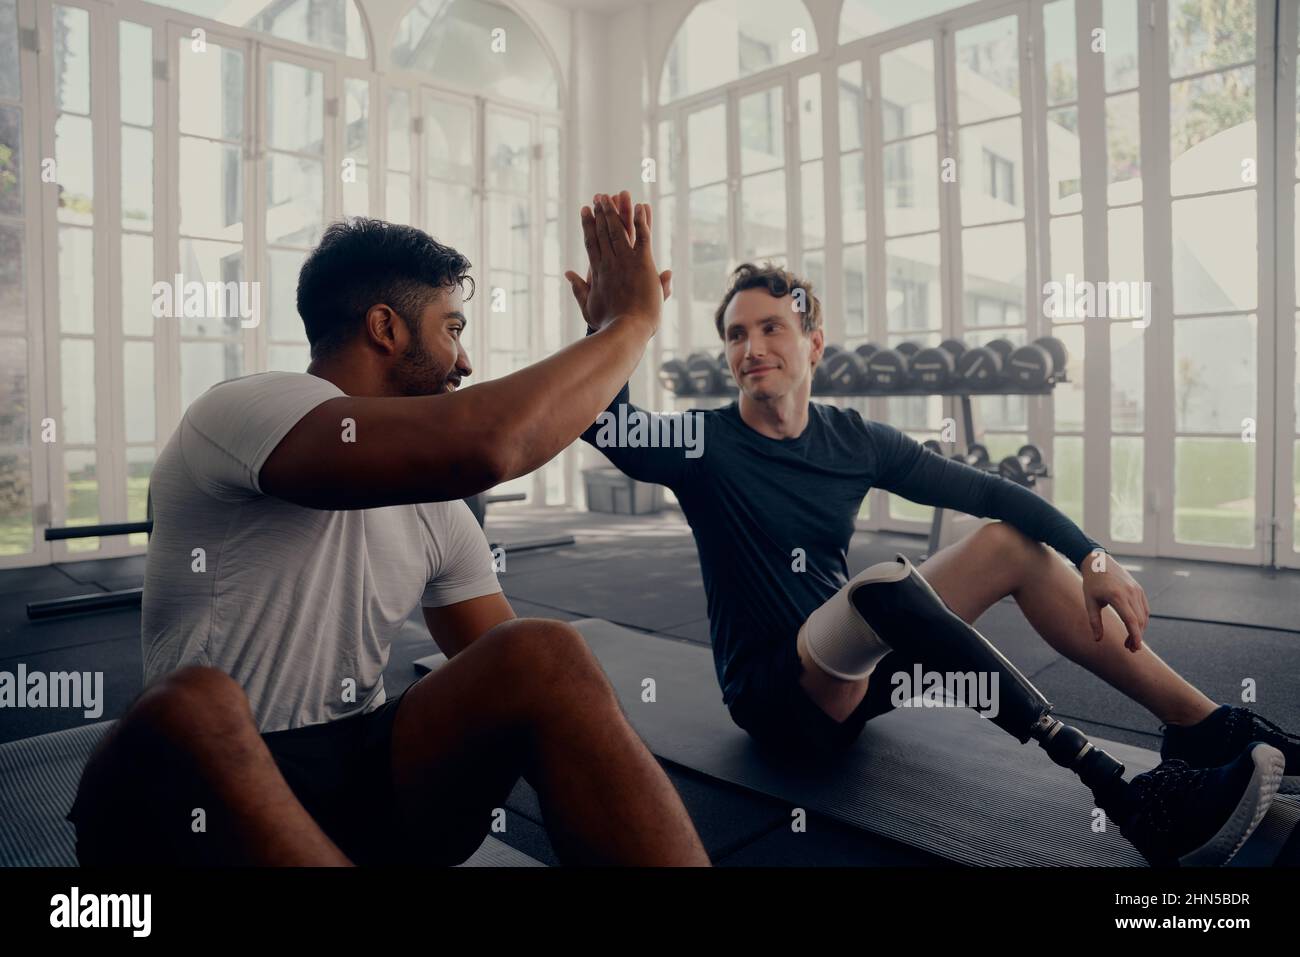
[713,261,822,340]
[296,218,475,359]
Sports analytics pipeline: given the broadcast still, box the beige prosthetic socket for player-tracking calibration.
[798,559,912,681]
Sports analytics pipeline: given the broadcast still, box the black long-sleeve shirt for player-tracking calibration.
[580,384,1101,708]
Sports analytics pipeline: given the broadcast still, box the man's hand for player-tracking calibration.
[1080,549,1150,652]
[565,190,671,330]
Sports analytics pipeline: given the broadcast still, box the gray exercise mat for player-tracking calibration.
[570,618,1299,867]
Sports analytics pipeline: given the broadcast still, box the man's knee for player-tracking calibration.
[129,665,252,739]
[483,618,615,701]
[971,521,1049,570]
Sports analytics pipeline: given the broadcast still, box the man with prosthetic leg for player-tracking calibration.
[800,555,1284,867]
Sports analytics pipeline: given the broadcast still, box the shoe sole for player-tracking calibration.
[1178,744,1285,867]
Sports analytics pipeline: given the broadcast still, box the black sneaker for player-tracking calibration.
[1162,705,1300,794]
[1121,742,1284,866]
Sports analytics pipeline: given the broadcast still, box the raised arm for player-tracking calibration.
[261,195,664,510]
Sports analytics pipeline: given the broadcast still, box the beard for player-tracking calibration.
[385,318,453,397]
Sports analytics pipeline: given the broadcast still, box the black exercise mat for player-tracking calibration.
[571,618,1299,867]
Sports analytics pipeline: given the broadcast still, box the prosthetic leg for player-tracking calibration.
[801,554,1131,820]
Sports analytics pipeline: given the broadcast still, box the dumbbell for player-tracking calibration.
[997,444,1050,487]
[953,444,990,468]
[955,338,1014,388]
[825,349,868,393]
[1005,337,1069,388]
[911,339,968,389]
[687,352,723,394]
[865,341,920,391]
[922,439,943,455]
[659,357,693,395]
[812,344,842,395]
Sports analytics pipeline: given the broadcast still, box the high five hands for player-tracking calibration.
[565,190,672,331]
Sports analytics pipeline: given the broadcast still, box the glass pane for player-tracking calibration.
[1103,0,1139,91]
[120,22,153,127]
[487,269,529,375]
[885,233,940,334]
[344,78,368,165]
[64,450,98,553]
[122,126,153,231]
[804,248,824,307]
[840,0,973,43]
[838,61,864,152]
[387,89,410,172]
[0,105,20,216]
[1046,106,1081,214]
[266,61,323,154]
[962,222,1025,327]
[960,117,1023,226]
[1174,438,1254,547]
[801,160,823,249]
[266,153,323,246]
[741,169,785,259]
[488,195,530,273]
[486,111,530,193]
[425,180,475,261]
[543,125,559,200]
[0,222,23,333]
[1174,315,1255,432]
[341,162,368,218]
[657,119,676,194]
[1053,435,1083,525]
[55,114,93,223]
[393,0,558,108]
[386,171,409,224]
[1169,0,1254,78]
[54,6,90,114]
[841,151,866,243]
[542,274,562,354]
[268,342,310,372]
[0,0,18,100]
[1106,92,1141,204]
[1048,214,1083,290]
[121,233,154,337]
[1109,205,1145,291]
[1053,323,1084,431]
[425,96,474,183]
[1111,436,1143,542]
[1044,0,1077,105]
[0,450,32,555]
[178,42,243,140]
[1170,67,1255,196]
[126,446,154,546]
[843,242,866,338]
[798,73,822,161]
[655,193,675,271]
[688,104,726,186]
[1172,191,1256,314]
[658,0,817,103]
[739,86,783,174]
[689,184,728,327]
[181,341,243,409]
[58,226,93,334]
[267,248,307,343]
[177,238,244,337]
[880,41,936,138]
[123,340,154,443]
[1111,321,1144,432]
[0,336,27,445]
[956,16,1020,125]
[179,138,243,240]
[61,338,95,443]
[883,134,939,235]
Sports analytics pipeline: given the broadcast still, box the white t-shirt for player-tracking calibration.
[142,371,502,733]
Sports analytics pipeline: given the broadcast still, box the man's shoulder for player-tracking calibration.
[183,371,341,423]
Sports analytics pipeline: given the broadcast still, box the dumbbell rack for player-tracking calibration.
[667,377,1065,559]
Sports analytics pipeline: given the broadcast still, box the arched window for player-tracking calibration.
[146,0,368,58]
[839,0,975,44]
[393,0,559,109]
[659,0,817,104]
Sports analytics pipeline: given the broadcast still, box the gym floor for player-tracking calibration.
[3,504,1297,866]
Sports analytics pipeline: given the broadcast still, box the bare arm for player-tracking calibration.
[261,195,663,510]
[422,592,516,659]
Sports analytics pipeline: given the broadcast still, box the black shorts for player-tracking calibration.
[67,692,408,867]
[728,646,916,762]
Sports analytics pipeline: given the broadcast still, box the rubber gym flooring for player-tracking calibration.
[3,505,1298,866]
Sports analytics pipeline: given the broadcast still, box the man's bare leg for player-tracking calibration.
[797,522,1216,727]
[389,617,709,866]
[76,666,351,865]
